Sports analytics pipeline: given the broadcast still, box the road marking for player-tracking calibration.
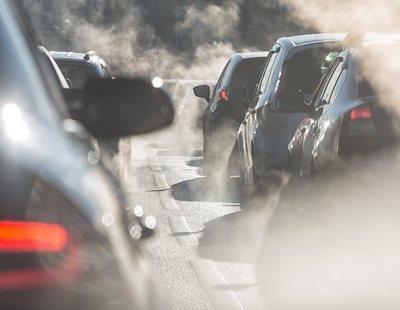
[153,173,169,189]
[159,191,179,210]
[149,163,162,172]
[190,259,245,310]
[168,216,199,247]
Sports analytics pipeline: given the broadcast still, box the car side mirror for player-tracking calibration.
[63,78,174,139]
[273,90,307,113]
[193,84,210,101]
[229,86,248,105]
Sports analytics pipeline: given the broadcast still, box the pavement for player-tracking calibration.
[120,135,268,310]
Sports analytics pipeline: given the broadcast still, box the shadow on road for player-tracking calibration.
[171,176,240,203]
[186,159,203,167]
[197,208,271,263]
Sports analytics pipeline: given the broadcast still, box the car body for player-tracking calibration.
[0,1,174,308]
[38,46,70,89]
[194,52,268,176]
[237,34,345,190]
[50,50,112,89]
[288,40,400,176]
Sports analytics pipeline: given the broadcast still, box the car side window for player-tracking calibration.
[319,62,344,105]
[327,68,347,104]
[259,52,278,94]
[312,58,343,108]
[211,60,230,101]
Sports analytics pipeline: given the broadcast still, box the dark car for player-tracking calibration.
[0,1,174,308]
[50,50,121,152]
[287,39,400,176]
[193,52,268,176]
[50,50,112,89]
[236,34,345,199]
[38,46,70,89]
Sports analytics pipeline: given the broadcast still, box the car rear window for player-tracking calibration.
[55,61,99,89]
[229,57,266,97]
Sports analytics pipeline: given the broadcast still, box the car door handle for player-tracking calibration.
[242,120,247,125]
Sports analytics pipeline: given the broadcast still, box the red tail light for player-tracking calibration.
[219,89,229,102]
[0,221,67,253]
[350,105,372,120]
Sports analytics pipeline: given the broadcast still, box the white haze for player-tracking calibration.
[256,1,400,309]
[25,1,400,309]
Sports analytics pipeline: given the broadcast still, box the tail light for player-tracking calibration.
[349,105,372,120]
[0,221,67,253]
[0,221,82,290]
[219,89,229,102]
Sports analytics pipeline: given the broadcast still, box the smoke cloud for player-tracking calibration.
[253,1,400,309]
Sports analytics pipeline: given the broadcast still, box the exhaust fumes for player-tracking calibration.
[255,1,400,309]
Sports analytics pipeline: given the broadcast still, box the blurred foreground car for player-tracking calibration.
[236,34,345,201]
[0,1,174,309]
[193,52,268,176]
[287,38,400,176]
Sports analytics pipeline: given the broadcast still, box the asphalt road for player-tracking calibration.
[120,133,271,310]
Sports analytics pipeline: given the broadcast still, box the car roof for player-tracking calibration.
[232,51,269,60]
[278,33,400,49]
[49,50,107,67]
[278,33,347,48]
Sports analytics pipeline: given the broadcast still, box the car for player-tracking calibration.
[41,46,157,236]
[236,34,345,200]
[0,1,174,308]
[50,50,120,152]
[38,46,70,90]
[193,52,268,177]
[50,50,113,89]
[287,37,400,177]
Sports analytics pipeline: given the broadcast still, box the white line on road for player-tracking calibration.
[153,173,169,189]
[190,259,245,310]
[168,216,199,247]
[159,191,179,210]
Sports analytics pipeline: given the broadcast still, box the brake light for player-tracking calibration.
[350,106,372,120]
[219,89,229,102]
[0,221,67,253]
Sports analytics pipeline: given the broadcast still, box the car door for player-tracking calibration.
[299,57,346,176]
[238,51,278,184]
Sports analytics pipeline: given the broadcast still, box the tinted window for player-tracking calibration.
[328,68,347,104]
[229,57,266,97]
[55,61,99,89]
[320,62,344,105]
[311,58,342,108]
[280,47,332,97]
[259,53,278,93]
